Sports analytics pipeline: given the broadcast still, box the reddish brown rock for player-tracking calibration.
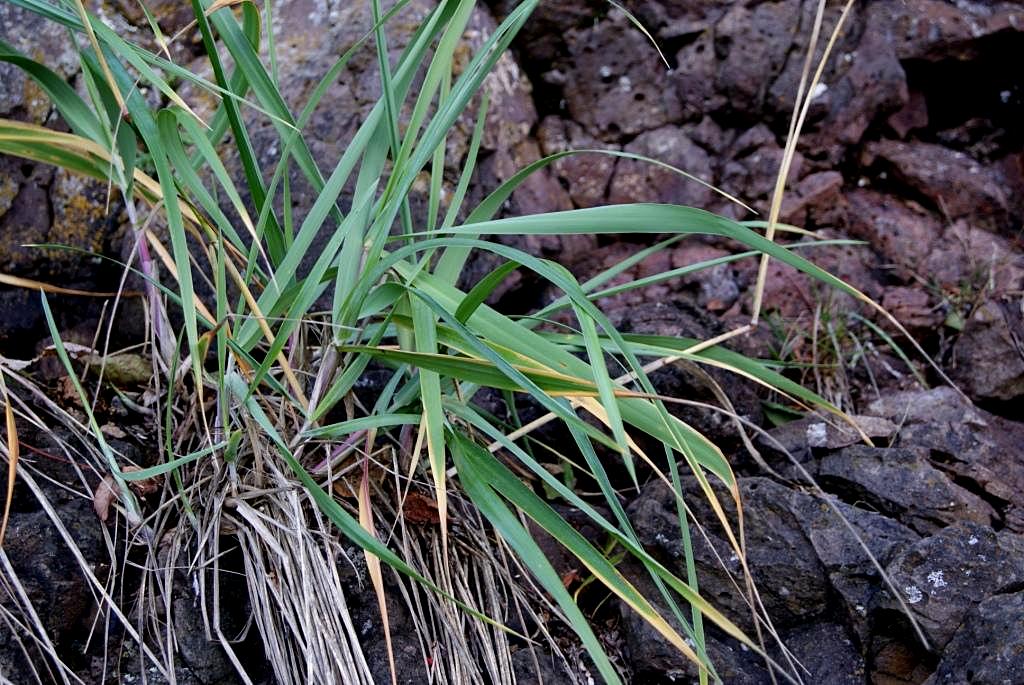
[558,11,682,141]
[886,0,1024,61]
[537,116,619,209]
[671,244,741,312]
[951,299,1024,402]
[920,220,1024,295]
[882,287,944,332]
[863,140,1016,233]
[846,189,942,276]
[780,171,847,228]
[608,125,713,208]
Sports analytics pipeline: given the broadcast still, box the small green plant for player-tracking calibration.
[0,0,923,682]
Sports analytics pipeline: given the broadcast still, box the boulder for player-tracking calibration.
[818,446,995,534]
[925,590,1024,685]
[880,521,1024,651]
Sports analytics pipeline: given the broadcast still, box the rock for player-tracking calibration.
[511,648,574,685]
[0,3,79,123]
[862,140,1016,233]
[885,0,1024,62]
[920,221,1024,295]
[701,0,801,118]
[880,522,1024,651]
[845,189,943,280]
[559,11,682,140]
[721,133,803,207]
[790,6,908,159]
[170,578,246,684]
[489,0,601,69]
[926,590,1024,685]
[2,499,104,645]
[763,414,898,461]
[624,479,878,682]
[746,259,814,319]
[780,621,865,685]
[616,559,771,684]
[866,387,1024,532]
[606,301,764,446]
[537,116,619,208]
[630,477,829,631]
[870,637,935,685]
[779,171,847,228]
[670,244,741,313]
[608,125,713,208]
[818,446,995,534]
[673,30,724,123]
[882,286,945,332]
[789,491,920,641]
[887,89,930,139]
[627,0,732,39]
[951,298,1024,402]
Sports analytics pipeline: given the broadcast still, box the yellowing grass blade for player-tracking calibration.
[358,449,398,685]
[0,372,18,546]
[0,273,132,297]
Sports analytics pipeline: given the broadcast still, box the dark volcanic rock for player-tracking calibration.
[790,491,920,641]
[630,477,829,631]
[880,521,1024,652]
[616,558,771,684]
[0,497,104,676]
[866,387,1024,533]
[0,3,78,123]
[926,590,1024,685]
[781,621,865,685]
[623,480,880,682]
[606,301,764,445]
[818,446,995,534]
[511,648,574,685]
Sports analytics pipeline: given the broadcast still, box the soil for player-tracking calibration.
[1,0,1023,683]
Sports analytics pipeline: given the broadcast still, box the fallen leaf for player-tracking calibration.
[82,353,152,386]
[93,465,161,522]
[100,423,127,439]
[93,477,118,522]
[402,491,440,525]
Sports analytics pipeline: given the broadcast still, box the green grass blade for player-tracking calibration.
[449,432,623,685]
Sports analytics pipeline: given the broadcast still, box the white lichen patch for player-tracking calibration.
[927,570,948,589]
[807,422,828,447]
[905,585,924,604]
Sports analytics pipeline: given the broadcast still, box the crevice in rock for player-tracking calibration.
[926,450,1010,530]
[901,32,1024,159]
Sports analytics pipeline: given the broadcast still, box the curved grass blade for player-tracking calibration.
[450,431,624,685]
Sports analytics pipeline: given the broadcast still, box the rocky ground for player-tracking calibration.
[1,0,1023,683]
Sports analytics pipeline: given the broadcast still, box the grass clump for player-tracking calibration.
[0,0,908,682]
